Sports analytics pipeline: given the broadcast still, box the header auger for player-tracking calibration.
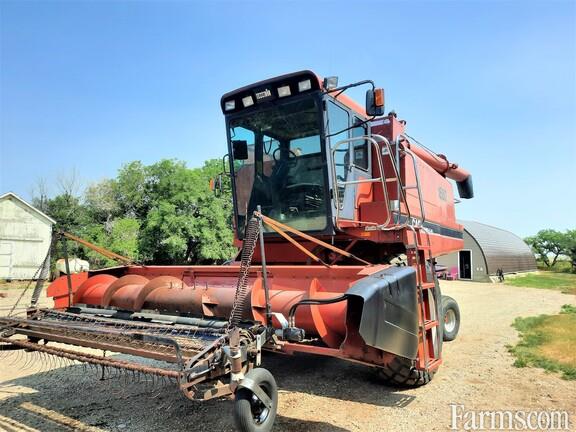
[0,70,472,432]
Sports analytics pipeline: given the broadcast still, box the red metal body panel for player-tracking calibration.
[47,272,88,309]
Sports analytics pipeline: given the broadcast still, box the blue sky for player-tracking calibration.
[0,0,574,238]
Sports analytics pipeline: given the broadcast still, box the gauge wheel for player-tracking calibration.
[234,368,278,432]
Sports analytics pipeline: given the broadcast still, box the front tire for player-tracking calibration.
[234,368,278,432]
[442,296,461,341]
[377,356,434,387]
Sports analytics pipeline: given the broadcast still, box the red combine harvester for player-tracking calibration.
[0,71,472,431]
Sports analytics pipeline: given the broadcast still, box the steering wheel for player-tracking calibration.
[272,147,301,170]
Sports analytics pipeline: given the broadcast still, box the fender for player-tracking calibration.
[345,266,419,359]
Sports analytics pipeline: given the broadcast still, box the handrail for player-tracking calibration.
[330,136,390,229]
[371,134,412,230]
[397,134,426,225]
[330,134,416,232]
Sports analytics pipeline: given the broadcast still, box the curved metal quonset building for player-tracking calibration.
[436,220,537,282]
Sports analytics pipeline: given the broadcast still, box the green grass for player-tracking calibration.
[505,272,576,295]
[508,305,576,380]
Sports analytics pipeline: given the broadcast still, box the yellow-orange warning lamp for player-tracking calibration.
[366,87,385,116]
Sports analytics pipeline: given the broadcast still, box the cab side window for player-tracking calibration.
[327,101,350,181]
[351,117,369,170]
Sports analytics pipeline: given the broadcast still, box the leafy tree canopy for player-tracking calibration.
[560,230,576,272]
[525,229,576,272]
[525,229,565,267]
[38,159,236,268]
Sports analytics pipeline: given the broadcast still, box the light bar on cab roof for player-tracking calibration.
[220,71,322,114]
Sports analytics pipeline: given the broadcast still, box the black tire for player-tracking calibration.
[377,356,434,387]
[442,295,460,342]
[234,368,278,432]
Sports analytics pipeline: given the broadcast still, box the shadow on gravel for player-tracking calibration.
[0,349,414,431]
[275,415,352,431]
[264,351,416,408]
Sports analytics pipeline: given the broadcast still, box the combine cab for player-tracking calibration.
[0,71,472,431]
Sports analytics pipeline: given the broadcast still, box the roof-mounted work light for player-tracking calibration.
[323,76,338,90]
[298,79,312,92]
[277,85,291,97]
[242,95,254,108]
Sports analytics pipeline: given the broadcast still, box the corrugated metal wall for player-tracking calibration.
[463,220,536,275]
[436,220,536,281]
[437,229,490,281]
[0,196,53,280]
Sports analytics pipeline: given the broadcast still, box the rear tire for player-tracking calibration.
[234,368,278,432]
[442,296,460,342]
[377,356,434,387]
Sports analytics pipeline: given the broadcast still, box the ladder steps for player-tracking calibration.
[424,320,438,330]
[427,358,442,371]
[421,282,436,289]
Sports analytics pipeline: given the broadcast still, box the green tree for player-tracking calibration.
[40,158,235,268]
[126,158,235,264]
[45,194,88,233]
[40,193,95,270]
[81,218,141,268]
[115,161,148,218]
[191,160,235,262]
[560,230,576,272]
[84,179,120,223]
[525,229,565,267]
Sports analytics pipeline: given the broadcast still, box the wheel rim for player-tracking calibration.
[250,386,270,424]
[444,309,456,333]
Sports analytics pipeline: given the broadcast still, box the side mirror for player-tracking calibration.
[232,140,248,160]
[365,88,385,116]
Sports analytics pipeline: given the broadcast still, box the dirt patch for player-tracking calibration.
[0,281,575,431]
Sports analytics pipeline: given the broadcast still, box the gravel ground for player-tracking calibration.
[0,280,574,431]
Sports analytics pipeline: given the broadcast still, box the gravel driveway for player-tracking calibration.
[1,281,574,431]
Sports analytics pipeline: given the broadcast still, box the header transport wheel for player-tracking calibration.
[234,368,278,432]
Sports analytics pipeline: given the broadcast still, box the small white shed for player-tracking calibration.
[0,192,56,280]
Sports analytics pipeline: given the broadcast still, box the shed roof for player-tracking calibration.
[0,192,57,225]
[460,220,536,274]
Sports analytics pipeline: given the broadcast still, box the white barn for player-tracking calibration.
[0,192,56,280]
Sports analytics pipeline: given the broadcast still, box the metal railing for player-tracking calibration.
[329,134,414,231]
[330,135,390,229]
[397,134,426,226]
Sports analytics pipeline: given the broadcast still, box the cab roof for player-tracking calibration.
[220,70,367,117]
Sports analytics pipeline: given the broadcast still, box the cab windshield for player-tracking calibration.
[229,97,328,235]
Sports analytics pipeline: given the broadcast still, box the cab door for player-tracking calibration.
[326,101,370,225]
[348,117,371,220]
